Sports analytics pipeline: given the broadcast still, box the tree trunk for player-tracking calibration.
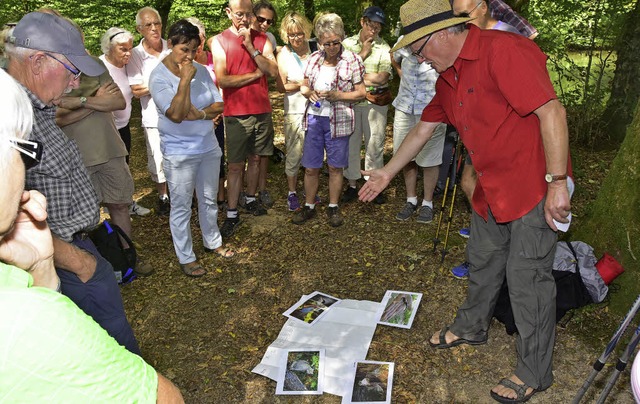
[154,0,173,37]
[303,0,314,25]
[602,0,640,144]
[573,103,640,315]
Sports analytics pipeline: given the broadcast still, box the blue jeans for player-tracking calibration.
[164,148,222,264]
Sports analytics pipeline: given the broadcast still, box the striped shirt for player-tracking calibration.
[23,87,100,242]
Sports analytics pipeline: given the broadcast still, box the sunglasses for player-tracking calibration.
[411,34,431,59]
[44,53,81,80]
[256,16,273,25]
[9,137,43,169]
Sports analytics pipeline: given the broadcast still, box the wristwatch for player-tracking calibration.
[545,173,567,183]
[251,49,262,59]
[79,96,87,107]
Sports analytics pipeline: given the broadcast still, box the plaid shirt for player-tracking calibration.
[23,87,100,242]
[302,48,365,138]
[489,0,538,38]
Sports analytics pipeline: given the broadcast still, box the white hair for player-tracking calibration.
[186,17,206,37]
[136,7,161,27]
[101,27,134,54]
[0,68,33,168]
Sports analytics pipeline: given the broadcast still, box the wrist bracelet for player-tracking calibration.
[201,110,207,120]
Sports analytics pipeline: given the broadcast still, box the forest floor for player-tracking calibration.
[118,92,635,403]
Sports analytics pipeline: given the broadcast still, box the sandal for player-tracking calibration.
[428,325,488,349]
[180,262,207,278]
[205,246,235,258]
[490,378,538,403]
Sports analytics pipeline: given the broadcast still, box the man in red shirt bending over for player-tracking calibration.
[359,0,571,402]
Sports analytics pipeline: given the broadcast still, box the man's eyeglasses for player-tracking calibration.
[43,53,81,80]
[364,20,382,32]
[411,34,431,59]
[8,137,43,169]
[455,0,484,17]
[323,40,342,48]
[288,32,305,39]
[256,16,274,25]
[230,11,253,21]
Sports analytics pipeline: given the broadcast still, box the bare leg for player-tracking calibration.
[304,168,320,204]
[422,165,440,201]
[156,181,168,197]
[217,177,225,202]
[328,166,344,205]
[246,154,260,197]
[287,174,298,193]
[226,162,244,210]
[403,161,418,198]
[104,202,132,248]
[258,155,269,191]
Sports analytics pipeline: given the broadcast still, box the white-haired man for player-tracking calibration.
[128,6,171,215]
[360,0,571,401]
[0,67,183,403]
[6,11,140,354]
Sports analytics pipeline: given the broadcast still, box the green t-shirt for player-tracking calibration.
[0,262,157,403]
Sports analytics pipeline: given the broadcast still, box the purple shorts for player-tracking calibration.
[301,115,349,169]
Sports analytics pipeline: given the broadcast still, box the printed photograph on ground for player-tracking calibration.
[376,291,422,329]
[343,361,394,404]
[283,291,341,326]
[276,349,324,395]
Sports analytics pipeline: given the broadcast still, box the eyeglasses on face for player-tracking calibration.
[411,34,431,59]
[323,40,342,48]
[365,20,382,32]
[455,0,484,17]
[8,137,43,169]
[287,32,304,39]
[43,52,81,80]
[230,10,253,21]
[256,16,273,25]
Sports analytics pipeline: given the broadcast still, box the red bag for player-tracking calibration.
[595,253,624,285]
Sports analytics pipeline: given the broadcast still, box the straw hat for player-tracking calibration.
[391,0,472,51]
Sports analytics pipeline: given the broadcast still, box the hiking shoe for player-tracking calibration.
[221,217,241,238]
[452,261,470,279]
[129,201,151,217]
[416,205,433,223]
[245,199,267,216]
[292,206,316,224]
[341,186,358,203]
[134,258,155,277]
[157,197,170,216]
[396,202,417,221]
[287,193,301,211]
[259,190,274,208]
[326,206,344,227]
[373,192,386,205]
[459,228,470,238]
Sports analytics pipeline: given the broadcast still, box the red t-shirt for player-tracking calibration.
[216,28,271,116]
[422,25,569,223]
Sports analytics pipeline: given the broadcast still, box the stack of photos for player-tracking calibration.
[376,290,422,329]
[283,291,341,326]
[276,349,325,395]
[342,361,394,404]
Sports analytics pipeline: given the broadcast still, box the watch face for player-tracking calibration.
[545,174,553,183]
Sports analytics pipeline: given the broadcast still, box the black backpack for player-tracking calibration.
[493,241,594,334]
[89,220,137,284]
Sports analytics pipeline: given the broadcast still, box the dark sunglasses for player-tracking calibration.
[256,16,273,25]
[9,138,43,169]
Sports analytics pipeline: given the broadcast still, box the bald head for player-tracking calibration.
[226,0,253,29]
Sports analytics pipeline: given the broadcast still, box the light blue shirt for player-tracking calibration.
[149,62,222,155]
[391,36,439,116]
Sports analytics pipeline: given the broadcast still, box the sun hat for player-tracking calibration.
[9,12,104,76]
[363,6,386,25]
[391,0,472,52]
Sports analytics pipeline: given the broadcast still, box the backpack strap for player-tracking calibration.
[104,220,137,265]
[564,240,581,275]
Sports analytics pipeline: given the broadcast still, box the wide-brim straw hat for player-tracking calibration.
[391,0,472,52]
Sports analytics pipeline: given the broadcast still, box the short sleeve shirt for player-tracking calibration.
[0,262,158,402]
[391,36,438,115]
[99,54,133,129]
[421,25,558,222]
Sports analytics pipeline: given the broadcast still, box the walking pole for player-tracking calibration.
[596,323,640,404]
[433,136,457,253]
[573,294,640,403]
[440,141,464,264]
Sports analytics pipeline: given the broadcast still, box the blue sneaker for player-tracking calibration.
[287,193,300,211]
[459,228,470,238]
[451,262,470,279]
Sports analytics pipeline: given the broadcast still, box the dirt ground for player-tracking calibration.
[119,94,636,403]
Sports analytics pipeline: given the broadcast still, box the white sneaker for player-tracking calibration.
[129,201,151,217]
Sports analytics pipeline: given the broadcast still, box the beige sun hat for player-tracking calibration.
[391,0,472,52]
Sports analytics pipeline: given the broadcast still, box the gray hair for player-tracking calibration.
[186,17,206,37]
[0,68,33,168]
[136,6,161,27]
[446,22,468,34]
[100,27,134,54]
[314,13,345,42]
